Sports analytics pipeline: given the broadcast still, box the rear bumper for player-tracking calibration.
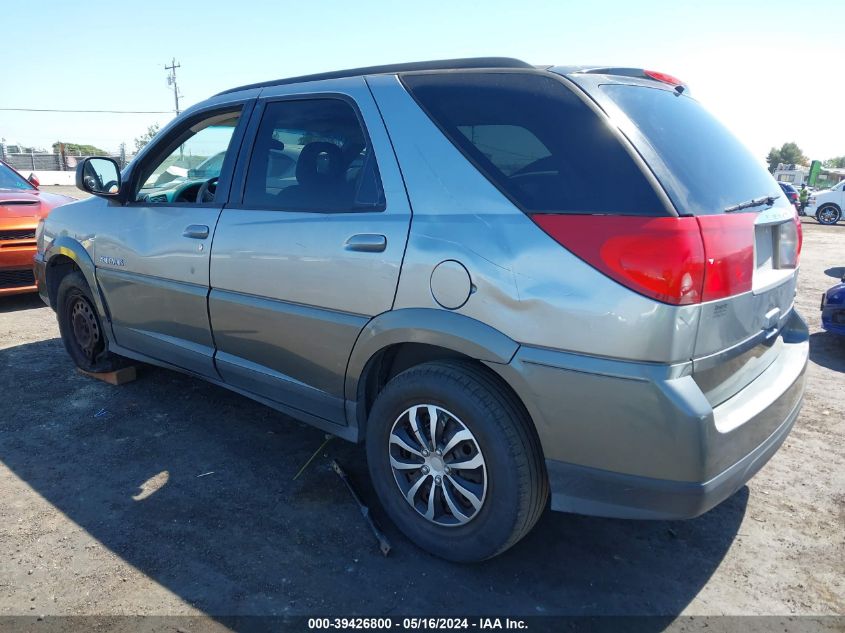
[487,309,809,520]
[545,387,801,519]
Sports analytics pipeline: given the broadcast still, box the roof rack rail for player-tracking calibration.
[215,57,532,96]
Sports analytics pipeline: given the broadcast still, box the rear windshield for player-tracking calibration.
[401,72,666,215]
[601,84,781,215]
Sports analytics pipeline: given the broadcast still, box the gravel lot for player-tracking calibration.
[0,209,842,623]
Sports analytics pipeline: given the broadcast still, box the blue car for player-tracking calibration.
[821,277,845,336]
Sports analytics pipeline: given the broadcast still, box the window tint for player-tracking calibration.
[136,111,240,204]
[601,85,782,215]
[401,72,665,215]
[243,99,384,211]
[456,125,550,176]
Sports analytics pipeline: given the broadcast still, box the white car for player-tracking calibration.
[806,180,845,225]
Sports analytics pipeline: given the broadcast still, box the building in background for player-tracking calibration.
[774,162,845,190]
[815,167,845,189]
[774,163,809,185]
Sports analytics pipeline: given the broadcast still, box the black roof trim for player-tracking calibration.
[214,57,532,96]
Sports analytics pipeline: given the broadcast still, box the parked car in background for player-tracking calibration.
[0,160,74,296]
[821,274,845,336]
[806,180,845,225]
[778,181,800,213]
[36,58,809,561]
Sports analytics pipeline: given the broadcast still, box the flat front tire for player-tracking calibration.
[366,361,548,562]
[56,271,125,373]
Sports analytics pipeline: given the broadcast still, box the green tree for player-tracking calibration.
[52,142,108,156]
[765,142,808,173]
[822,156,845,168]
[134,124,160,152]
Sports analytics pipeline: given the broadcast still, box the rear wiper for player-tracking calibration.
[724,195,778,213]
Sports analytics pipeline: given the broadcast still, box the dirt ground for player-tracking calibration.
[0,211,842,623]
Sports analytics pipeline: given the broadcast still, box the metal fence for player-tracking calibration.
[0,146,130,172]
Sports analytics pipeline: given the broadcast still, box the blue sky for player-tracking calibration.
[1,0,841,162]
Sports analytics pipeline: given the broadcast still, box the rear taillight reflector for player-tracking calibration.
[530,213,759,305]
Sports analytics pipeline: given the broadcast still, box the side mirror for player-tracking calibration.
[76,157,121,198]
[27,173,40,188]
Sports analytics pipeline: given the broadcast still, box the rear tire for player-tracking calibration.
[816,204,841,225]
[56,271,126,373]
[366,360,548,562]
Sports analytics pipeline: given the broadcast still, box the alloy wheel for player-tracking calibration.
[388,404,487,527]
[818,206,840,225]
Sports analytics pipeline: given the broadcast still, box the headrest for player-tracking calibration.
[296,142,344,186]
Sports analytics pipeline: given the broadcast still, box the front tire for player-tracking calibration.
[366,361,548,562]
[56,271,125,373]
[816,204,841,225]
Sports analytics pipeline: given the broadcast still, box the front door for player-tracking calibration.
[209,80,412,425]
[95,103,251,377]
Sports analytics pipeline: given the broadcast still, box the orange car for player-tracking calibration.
[0,160,75,296]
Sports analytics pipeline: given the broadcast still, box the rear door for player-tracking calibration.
[587,79,801,404]
[209,78,411,425]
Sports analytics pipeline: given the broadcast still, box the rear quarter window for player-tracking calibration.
[400,72,667,215]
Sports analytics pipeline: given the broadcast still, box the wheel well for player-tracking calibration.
[356,342,532,440]
[45,255,80,308]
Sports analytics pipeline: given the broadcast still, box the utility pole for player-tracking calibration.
[165,58,181,116]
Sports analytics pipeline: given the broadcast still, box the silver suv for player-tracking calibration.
[35,58,809,561]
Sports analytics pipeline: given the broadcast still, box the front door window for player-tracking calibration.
[135,111,241,204]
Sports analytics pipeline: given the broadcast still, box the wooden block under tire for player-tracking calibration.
[77,366,137,386]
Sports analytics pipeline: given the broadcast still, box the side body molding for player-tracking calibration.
[344,308,520,403]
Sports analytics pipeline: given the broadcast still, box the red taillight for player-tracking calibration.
[530,213,758,305]
[795,211,803,261]
[644,70,685,87]
[530,215,705,305]
[697,214,756,301]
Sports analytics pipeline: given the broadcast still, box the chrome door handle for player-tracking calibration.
[345,234,386,252]
[183,225,209,239]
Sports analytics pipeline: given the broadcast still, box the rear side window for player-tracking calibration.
[243,98,384,212]
[601,85,781,215]
[401,72,666,215]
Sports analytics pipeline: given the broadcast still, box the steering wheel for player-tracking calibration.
[196,177,219,203]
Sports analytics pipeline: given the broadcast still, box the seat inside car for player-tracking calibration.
[275,141,348,208]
